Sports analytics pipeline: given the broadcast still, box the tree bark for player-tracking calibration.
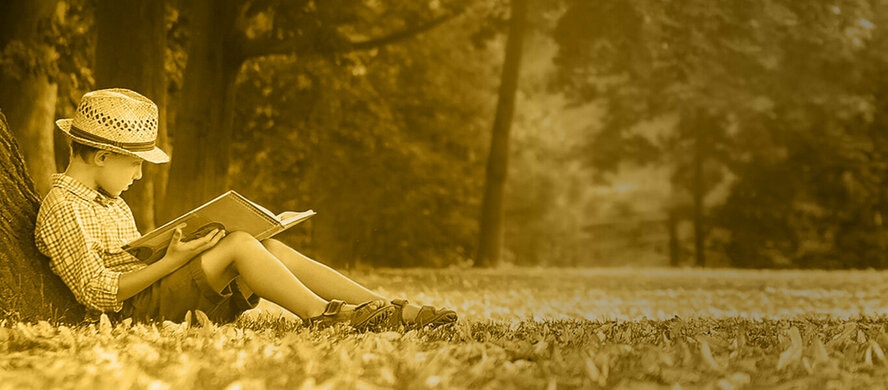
[0,110,84,323]
[0,0,60,196]
[668,209,681,267]
[95,0,168,232]
[475,0,527,268]
[162,0,240,221]
[693,109,707,267]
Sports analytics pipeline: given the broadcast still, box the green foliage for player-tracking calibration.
[39,0,503,267]
[710,1,888,268]
[552,0,888,268]
[229,4,497,267]
[51,0,95,109]
[505,97,597,266]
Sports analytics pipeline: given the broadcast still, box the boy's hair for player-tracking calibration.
[70,140,102,161]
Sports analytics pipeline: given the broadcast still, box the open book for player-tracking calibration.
[123,191,316,264]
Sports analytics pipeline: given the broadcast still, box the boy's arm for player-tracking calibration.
[116,227,226,301]
[37,202,225,311]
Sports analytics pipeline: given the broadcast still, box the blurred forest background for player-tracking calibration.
[3,0,888,270]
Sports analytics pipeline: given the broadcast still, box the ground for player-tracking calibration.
[2,267,888,389]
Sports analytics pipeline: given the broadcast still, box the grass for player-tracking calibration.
[3,267,888,389]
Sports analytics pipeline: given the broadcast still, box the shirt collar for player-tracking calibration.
[51,173,116,207]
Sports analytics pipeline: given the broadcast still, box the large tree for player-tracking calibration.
[0,110,83,322]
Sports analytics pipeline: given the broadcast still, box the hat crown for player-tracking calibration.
[70,88,158,144]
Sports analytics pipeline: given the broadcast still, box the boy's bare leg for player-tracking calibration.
[261,239,384,303]
[261,238,421,321]
[199,232,329,319]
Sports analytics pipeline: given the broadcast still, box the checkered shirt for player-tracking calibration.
[35,174,146,313]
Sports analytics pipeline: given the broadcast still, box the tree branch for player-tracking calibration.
[242,12,461,60]
[348,13,457,52]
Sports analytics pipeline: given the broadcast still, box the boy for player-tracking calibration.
[35,88,457,330]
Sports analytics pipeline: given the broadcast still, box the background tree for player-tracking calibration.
[228,3,497,267]
[551,0,818,267]
[713,1,888,268]
[162,1,461,222]
[94,0,168,231]
[161,0,239,221]
[475,0,527,268]
[552,0,888,268]
[0,0,61,195]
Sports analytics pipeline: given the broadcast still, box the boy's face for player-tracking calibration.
[95,151,143,197]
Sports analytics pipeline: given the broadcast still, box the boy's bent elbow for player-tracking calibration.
[81,293,122,313]
[83,275,125,313]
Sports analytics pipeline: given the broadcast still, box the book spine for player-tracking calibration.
[255,225,285,241]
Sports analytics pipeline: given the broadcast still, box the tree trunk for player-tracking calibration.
[0,110,84,323]
[162,0,240,221]
[693,110,706,267]
[475,0,527,268]
[95,0,168,232]
[0,0,60,196]
[668,209,681,267]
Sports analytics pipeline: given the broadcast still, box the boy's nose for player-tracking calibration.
[134,165,143,180]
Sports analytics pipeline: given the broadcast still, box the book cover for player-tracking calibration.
[123,191,315,263]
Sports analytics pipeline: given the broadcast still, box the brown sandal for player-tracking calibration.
[388,299,458,330]
[306,299,395,331]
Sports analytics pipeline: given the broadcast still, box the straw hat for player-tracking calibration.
[56,88,169,164]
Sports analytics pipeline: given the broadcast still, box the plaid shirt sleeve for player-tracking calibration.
[36,200,124,313]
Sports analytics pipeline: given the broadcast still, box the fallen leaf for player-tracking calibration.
[872,340,888,367]
[812,336,830,363]
[699,340,723,372]
[99,314,112,336]
[776,327,803,370]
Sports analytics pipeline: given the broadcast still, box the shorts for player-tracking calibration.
[120,256,260,323]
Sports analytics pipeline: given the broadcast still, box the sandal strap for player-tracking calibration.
[384,299,458,331]
[323,300,345,316]
[414,305,458,328]
[350,300,394,330]
[385,299,409,329]
[307,299,392,331]
[391,298,409,307]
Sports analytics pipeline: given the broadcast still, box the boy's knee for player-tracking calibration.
[261,238,283,251]
[221,231,258,246]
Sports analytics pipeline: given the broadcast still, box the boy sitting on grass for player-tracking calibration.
[35,88,457,330]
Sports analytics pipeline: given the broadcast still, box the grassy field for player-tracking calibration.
[4,267,888,389]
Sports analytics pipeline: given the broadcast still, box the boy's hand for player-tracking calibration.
[166,224,225,264]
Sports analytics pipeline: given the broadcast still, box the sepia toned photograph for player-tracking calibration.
[2,0,888,388]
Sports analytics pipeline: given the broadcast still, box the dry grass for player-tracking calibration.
[3,267,888,389]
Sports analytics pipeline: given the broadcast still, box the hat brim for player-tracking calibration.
[57,118,170,164]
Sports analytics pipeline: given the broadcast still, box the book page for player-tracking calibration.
[277,210,317,227]
[242,196,279,220]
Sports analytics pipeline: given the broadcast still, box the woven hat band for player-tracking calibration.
[70,125,157,152]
